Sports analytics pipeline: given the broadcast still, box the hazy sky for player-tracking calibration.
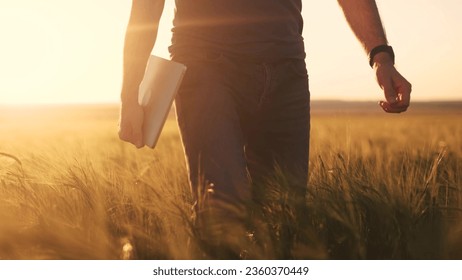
[0,0,461,104]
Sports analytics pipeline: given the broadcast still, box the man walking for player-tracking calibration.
[118,0,411,258]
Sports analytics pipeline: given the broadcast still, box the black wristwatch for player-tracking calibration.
[369,45,395,68]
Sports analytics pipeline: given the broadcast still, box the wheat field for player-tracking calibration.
[0,102,461,259]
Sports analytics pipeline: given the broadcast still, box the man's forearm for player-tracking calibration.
[337,0,388,54]
[121,0,165,104]
[338,0,411,113]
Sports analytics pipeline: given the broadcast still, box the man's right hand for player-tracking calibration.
[118,102,145,148]
[118,0,165,149]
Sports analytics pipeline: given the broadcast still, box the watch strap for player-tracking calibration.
[369,45,395,68]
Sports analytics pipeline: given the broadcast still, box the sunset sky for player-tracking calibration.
[0,0,461,104]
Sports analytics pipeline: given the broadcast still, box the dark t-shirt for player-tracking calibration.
[170,0,305,61]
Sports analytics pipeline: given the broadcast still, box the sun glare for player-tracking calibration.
[0,0,461,104]
[0,1,134,105]
[0,7,65,104]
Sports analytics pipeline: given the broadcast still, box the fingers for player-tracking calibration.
[118,123,144,148]
[132,128,144,148]
[379,100,408,113]
[377,67,412,114]
[126,127,144,148]
[399,79,412,107]
[382,81,399,106]
[118,103,145,148]
[379,89,409,114]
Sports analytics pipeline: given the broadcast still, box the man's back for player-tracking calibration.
[170,0,305,61]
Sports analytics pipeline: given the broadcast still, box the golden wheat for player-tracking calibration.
[0,104,460,259]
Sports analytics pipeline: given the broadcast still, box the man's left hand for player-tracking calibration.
[374,55,412,113]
